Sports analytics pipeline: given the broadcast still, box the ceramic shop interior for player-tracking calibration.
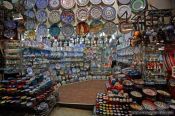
[0,0,175,116]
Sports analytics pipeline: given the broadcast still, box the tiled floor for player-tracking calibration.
[58,80,106,105]
[49,107,93,116]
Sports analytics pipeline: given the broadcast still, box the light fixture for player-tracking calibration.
[13,13,23,20]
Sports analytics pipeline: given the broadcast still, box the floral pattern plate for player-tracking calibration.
[4,20,16,29]
[36,0,48,9]
[61,0,75,9]
[37,23,48,36]
[102,6,116,21]
[48,0,60,10]
[76,8,89,21]
[23,0,36,9]
[36,9,48,23]
[76,0,89,6]
[60,10,75,24]
[48,10,60,24]
[90,6,102,19]
[61,24,74,37]
[90,19,104,34]
[90,0,101,5]
[24,9,35,18]
[4,29,16,39]
[25,19,36,30]
[131,0,147,13]
[103,22,117,35]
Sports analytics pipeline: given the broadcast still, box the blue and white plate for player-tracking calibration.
[4,20,17,29]
[24,0,36,9]
[36,9,48,23]
[61,24,74,37]
[4,29,16,39]
[25,19,36,30]
[37,23,48,36]
[36,0,48,9]
[48,0,60,10]
[24,9,35,18]
[102,6,116,21]
[48,10,60,24]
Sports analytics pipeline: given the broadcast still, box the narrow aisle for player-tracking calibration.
[49,107,93,116]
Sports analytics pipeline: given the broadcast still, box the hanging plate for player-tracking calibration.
[90,19,104,34]
[24,9,35,18]
[4,29,16,39]
[37,23,48,36]
[102,0,115,5]
[48,0,60,10]
[119,21,133,34]
[3,1,13,10]
[36,9,48,23]
[118,0,130,4]
[36,0,48,9]
[25,19,36,30]
[118,5,131,19]
[76,8,89,21]
[76,22,89,36]
[90,6,102,19]
[76,0,89,6]
[102,6,116,21]
[48,10,60,24]
[131,0,147,13]
[23,0,36,9]
[26,30,36,40]
[49,24,61,37]
[4,20,16,29]
[103,22,117,35]
[90,0,101,5]
[60,10,75,24]
[61,0,75,9]
[12,0,19,3]
[61,24,74,37]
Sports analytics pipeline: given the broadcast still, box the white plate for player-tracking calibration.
[102,0,115,5]
[76,0,89,6]
[118,5,131,19]
[90,0,101,5]
[76,8,89,21]
[118,0,130,4]
[61,0,75,9]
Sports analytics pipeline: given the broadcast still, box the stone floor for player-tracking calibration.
[58,80,106,105]
[49,107,93,116]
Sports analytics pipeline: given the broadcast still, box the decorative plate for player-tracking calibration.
[4,29,16,39]
[131,0,147,13]
[119,21,133,34]
[76,8,89,21]
[61,24,74,37]
[61,0,75,9]
[36,0,48,9]
[24,10,35,18]
[154,101,169,110]
[3,1,13,10]
[142,100,157,111]
[118,0,130,4]
[37,23,48,36]
[26,30,36,40]
[27,67,33,75]
[130,103,143,111]
[48,10,60,24]
[143,88,157,96]
[157,90,170,97]
[23,0,36,9]
[90,0,101,5]
[76,0,89,6]
[76,22,89,36]
[90,6,102,19]
[103,22,117,35]
[25,19,36,30]
[102,6,116,21]
[4,20,16,29]
[49,24,61,37]
[118,5,131,19]
[102,0,115,5]
[36,9,48,23]
[48,0,60,10]
[90,19,104,34]
[130,91,142,98]
[60,10,75,24]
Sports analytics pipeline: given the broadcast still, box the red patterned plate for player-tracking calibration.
[76,22,89,36]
